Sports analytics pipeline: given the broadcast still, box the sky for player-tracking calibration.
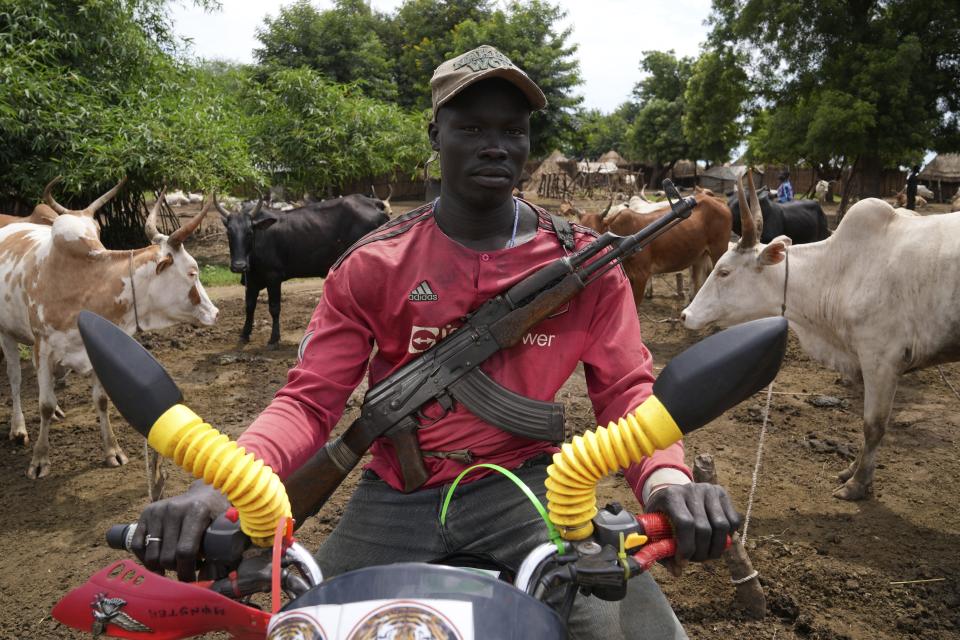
[170,0,716,114]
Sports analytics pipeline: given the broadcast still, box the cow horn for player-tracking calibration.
[639,185,649,202]
[85,176,127,216]
[746,169,764,238]
[736,174,757,249]
[213,193,231,219]
[145,188,166,244]
[41,176,66,213]
[386,183,393,201]
[168,193,213,248]
[370,184,378,198]
[600,196,614,220]
[248,197,264,218]
[44,176,72,216]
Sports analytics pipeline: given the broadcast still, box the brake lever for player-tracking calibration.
[209,552,313,600]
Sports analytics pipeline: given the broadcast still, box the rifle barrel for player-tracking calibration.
[577,196,696,282]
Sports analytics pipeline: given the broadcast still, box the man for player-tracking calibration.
[776,170,794,203]
[132,45,740,638]
[906,164,920,211]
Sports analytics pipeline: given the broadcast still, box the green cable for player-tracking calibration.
[439,463,566,554]
[617,531,630,580]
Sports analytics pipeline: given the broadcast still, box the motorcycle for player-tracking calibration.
[53,311,787,639]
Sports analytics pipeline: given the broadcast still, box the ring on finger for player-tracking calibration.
[145,535,162,545]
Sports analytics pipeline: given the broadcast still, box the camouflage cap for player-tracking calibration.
[430,45,547,120]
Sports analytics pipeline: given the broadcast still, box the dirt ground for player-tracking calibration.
[2,198,959,639]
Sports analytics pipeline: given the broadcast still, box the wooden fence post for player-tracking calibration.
[693,453,766,619]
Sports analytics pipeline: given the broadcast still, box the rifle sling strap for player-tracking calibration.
[550,214,575,251]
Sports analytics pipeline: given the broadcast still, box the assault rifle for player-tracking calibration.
[285,181,698,523]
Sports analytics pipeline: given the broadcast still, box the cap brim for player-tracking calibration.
[434,67,547,117]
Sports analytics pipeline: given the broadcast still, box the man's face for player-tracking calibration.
[429,79,531,208]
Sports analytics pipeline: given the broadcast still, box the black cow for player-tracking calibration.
[216,195,390,346]
[728,187,830,244]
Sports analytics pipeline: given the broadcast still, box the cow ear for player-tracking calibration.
[155,253,174,274]
[757,235,792,266]
[252,211,278,230]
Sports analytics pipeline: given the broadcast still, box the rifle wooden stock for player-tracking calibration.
[491,274,584,347]
[389,426,430,492]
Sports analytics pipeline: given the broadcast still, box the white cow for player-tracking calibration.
[814,180,830,204]
[681,172,960,500]
[165,190,190,206]
[0,191,218,486]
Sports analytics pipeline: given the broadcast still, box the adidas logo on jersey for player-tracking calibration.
[409,280,438,302]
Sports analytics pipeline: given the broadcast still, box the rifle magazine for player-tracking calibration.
[449,368,565,442]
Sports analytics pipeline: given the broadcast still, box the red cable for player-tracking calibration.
[271,517,291,613]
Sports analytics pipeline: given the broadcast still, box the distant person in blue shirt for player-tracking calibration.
[777,171,794,203]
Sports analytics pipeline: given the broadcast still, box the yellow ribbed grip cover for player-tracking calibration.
[148,404,292,547]
[546,395,682,540]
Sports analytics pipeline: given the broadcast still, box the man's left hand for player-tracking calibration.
[644,482,742,575]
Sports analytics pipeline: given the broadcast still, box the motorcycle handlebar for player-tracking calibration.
[105,512,250,577]
[106,523,136,551]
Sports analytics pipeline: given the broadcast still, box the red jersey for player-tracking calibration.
[237,202,690,504]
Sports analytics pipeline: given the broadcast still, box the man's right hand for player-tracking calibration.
[131,480,230,582]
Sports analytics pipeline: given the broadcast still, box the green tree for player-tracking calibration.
[682,47,749,164]
[254,0,397,101]
[390,0,493,109]
[0,0,259,244]
[571,102,639,159]
[246,67,429,197]
[627,51,695,186]
[709,0,960,202]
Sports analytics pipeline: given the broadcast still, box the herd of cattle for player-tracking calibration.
[1,174,959,507]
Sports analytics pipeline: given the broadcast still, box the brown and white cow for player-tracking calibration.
[577,194,732,307]
[681,172,960,500]
[0,192,218,483]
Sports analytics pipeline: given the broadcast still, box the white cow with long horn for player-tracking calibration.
[0,187,218,494]
[681,171,960,500]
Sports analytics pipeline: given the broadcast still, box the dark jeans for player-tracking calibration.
[314,458,687,639]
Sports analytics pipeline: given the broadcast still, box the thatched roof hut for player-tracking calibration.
[671,159,698,179]
[920,153,960,182]
[700,164,749,194]
[530,149,571,184]
[598,149,626,166]
[919,154,960,202]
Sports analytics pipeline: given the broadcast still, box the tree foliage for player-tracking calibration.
[571,103,639,159]
[1,0,586,228]
[682,48,749,164]
[254,0,397,102]
[709,0,960,194]
[245,67,429,197]
[388,0,493,109]
[626,51,694,177]
[0,0,258,208]
[255,0,583,156]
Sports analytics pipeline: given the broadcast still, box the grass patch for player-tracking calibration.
[18,344,31,361]
[200,264,241,287]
